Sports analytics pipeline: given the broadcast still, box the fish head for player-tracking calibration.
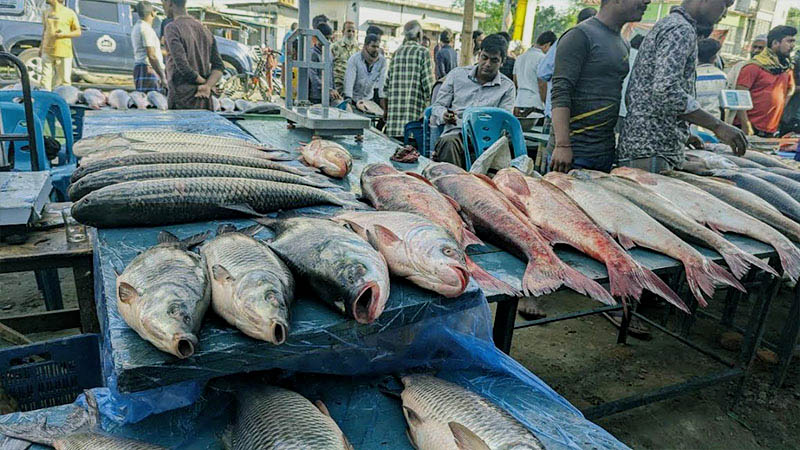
[233,271,290,345]
[333,252,390,324]
[139,284,199,358]
[374,224,469,298]
[318,147,353,177]
[421,162,464,180]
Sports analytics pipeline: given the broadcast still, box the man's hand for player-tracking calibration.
[687,134,704,150]
[195,83,212,98]
[714,121,748,156]
[330,89,342,101]
[550,145,573,173]
[54,30,63,38]
[443,110,457,125]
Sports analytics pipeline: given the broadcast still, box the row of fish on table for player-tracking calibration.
[0,374,545,449]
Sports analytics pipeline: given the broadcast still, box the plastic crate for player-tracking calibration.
[0,334,102,412]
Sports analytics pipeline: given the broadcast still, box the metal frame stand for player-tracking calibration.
[488,258,779,419]
[0,52,39,171]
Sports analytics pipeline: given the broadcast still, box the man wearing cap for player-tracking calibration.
[727,35,767,89]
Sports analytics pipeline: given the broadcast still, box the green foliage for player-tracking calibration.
[452,0,505,34]
[787,8,800,30]
[532,5,575,43]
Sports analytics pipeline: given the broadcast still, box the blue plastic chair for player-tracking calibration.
[0,90,75,159]
[461,107,527,170]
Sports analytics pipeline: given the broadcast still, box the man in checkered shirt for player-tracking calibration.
[384,20,434,139]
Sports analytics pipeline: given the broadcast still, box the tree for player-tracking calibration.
[453,0,504,34]
[532,6,574,43]
[787,8,800,30]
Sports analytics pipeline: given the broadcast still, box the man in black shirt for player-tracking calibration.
[497,31,515,80]
[549,0,651,173]
[435,30,457,79]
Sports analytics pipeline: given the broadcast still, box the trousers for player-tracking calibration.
[41,54,72,91]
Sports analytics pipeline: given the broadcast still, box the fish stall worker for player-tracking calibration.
[431,34,516,168]
[513,30,556,118]
[548,0,650,174]
[617,0,748,172]
[309,23,341,105]
[331,21,359,94]
[40,0,80,91]
[161,0,224,110]
[735,26,797,138]
[435,30,457,80]
[695,38,727,120]
[727,34,767,90]
[384,20,434,141]
[343,34,387,105]
[132,1,166,93]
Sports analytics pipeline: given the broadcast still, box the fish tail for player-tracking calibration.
[705,260,747,293]
[521,260,564,297]
[461,228,485,248]
[682,262,715,308]
[776,242,800,282]
[718,246,755,279]
[464,255,520,297]
[561,263,615,306]
[636,267,691,313]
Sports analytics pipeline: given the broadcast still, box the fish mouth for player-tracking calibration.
[353,281,382,324]
[452,265,470,293]
[173,334,197,359]
[269,320,288,345]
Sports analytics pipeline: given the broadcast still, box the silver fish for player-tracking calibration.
[235,99,255,111]
[742,168,800,201]
[401,374,544,450]
[201,226,294,344]
[80,88,106,109]
[230,384,353,450]
[212,95,221,111]
[261,217,390,324]
[722,154,766,169]
[706,169,800,223]
[129,91,150,109]
[681,150,739,173]
[220,97,236,112]
[115,231,210,358]
[67,163,336,201]
[299,139,353,178]
[71,178,359,228]
[740,151,793,169]
[107,89,131,110]
[53,85,80,105]
[146,90,168,110]
[763,167,800,183]
[74,130,274,157]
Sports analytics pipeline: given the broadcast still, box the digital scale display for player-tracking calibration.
[720,90,753,110]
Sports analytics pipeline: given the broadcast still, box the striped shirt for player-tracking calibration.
[695,63,727,119]
[385,40,434,137]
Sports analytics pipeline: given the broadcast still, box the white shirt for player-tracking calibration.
[696,63,727,120]
[343,51,387,102]
[513,46,545,109]
[131,21,163,69]
[619,47,638,118]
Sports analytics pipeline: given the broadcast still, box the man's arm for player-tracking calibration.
[60,13,81,38]
[431,71,455,125]
[499,82,515,112]
[165,25,199,84]
[377,57,388,99]
[537,78,548,105]
[549,29,590,173]
[343,55,356,99]
[735,83,755,135]
[420,48,434,107]
[537,44,556,82]
[195,37,224,98]
[146,46,166,81]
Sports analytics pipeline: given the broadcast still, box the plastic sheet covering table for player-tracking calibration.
[81,110,254,141]
[1,298,628,449]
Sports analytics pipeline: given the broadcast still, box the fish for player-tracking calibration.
[721,154,766,169]
[70,152,311,182]
[739,151,793,169]
[497,169,697,309]
[0,391,166,449]
[116,231,210,358]
[360,163,518,297]
[229,384,353,450]
[73,130,274,157]
[235,99,255,111]
[71,178,360,228]
[146,90,168,110]
[612,167,800,281]
[356,99,384,116]
[107,89,131,110]
[703,169,800,223]
[80,88,106,109]
[763,167,800,183]
[681,150,740,173]
[400,374,544,450]
[53,85,80,105]
[333,211,470,297]
[67,163,336,201]
[200,226,294,344]
[299,139,353,178]
[669,171,800,243]
[220,97,236,112]
[212,95,221,111]
[423,162,613,303]
[742,168,800,201]
[260,217,390,324]
[129,90,150,109]
[560,171,747,305]
[74,144,295,164]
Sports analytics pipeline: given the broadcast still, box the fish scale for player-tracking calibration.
[71,152,309,182]
[706,170,800,223]
[401,374,543,449]
[745,169,800,200]
[68,163,334,201]
[71,178,355,228]
[232,385,351,450]
[52,433,166,450]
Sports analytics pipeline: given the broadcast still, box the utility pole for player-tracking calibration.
[460,0,475,66]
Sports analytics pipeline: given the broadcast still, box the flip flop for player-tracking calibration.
[602,311,652,340]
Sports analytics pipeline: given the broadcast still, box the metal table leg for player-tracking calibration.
[72,258,98,333]
[493,295,519,354]
[35,269,63,311]
[773,281,800,387]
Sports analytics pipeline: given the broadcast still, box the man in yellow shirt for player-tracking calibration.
[40,0,80,90]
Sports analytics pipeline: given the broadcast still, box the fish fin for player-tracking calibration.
[616,233,637,251]
[83,389,100,430]
[157,231,180,244]
[117,282,139,304]
[342,434,355,450]
[314,400,332,417]
[461,228,485,248]
[472,173,500,191]
[560,264,616,306]
[238,224,263,237]
[403,406,424,427]
[367,224,402,249]
[448,422,490,450]
[221,203,267,217]
[180,231,212,250]
[404,171,435,187]
[521,260,565,297]
[212,265,234,284]
[406,427,420,450]
[255,217,279,229]
[465,255,520,297]
[506,194,528,216]
[499,171,531,197]
[335,217,366,237]
[775,241,800,282]
[638,266,691,313]
[220,424,234,450]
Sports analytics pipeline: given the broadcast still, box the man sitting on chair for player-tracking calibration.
[431,34,516,168]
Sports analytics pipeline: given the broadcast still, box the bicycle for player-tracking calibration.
[222,47,281,101]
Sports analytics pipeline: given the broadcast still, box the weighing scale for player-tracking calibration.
[721,89,753,124]
[280,0,370,139]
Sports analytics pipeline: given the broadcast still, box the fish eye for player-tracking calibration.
[442,247,456,257]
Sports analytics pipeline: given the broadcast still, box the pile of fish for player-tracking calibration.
[0,374,545,449]
[212,96,278,113]
[52,85,169,110]
[69,131,356,227]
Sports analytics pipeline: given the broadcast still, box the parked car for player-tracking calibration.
[0,0,253,85]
